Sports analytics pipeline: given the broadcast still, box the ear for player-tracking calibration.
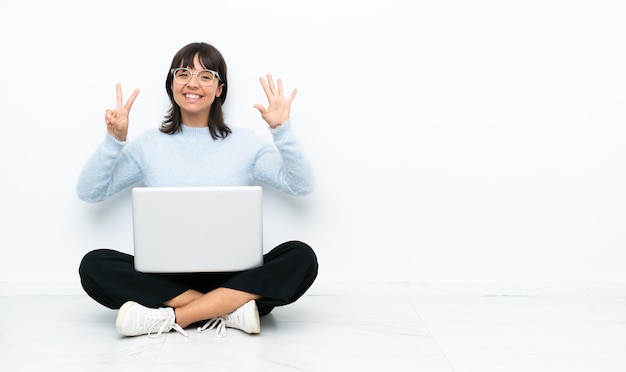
[215,83,224,97]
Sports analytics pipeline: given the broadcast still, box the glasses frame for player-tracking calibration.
[171,68,221,86]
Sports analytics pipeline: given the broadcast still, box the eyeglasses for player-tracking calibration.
[171,68,221,86]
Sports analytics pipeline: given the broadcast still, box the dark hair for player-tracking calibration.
[161,42,231,139]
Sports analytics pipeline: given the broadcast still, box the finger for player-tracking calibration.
[253,103,267,114]
[258,76,271,98]
[288,88,297,102]
[105,109,117,121]
[277,78,284,97]
[116,83,123,108]
[266,74,276,95]
[105,110,112,125]
[106,109,119,124]
[124,89,140,111]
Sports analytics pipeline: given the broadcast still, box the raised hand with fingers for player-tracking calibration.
[253,74,297,129]
[105,83,140,142]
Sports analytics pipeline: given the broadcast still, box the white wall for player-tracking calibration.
[1,0,625,295]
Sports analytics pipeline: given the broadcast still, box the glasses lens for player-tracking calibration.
[174,68,191,84]
[197,70,216,85]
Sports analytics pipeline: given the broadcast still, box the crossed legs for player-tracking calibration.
[165,287,261,328]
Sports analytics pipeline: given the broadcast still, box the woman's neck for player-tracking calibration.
[181,112,210,128]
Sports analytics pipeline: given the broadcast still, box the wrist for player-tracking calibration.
[108,131,126,142]
[270,120,290,133]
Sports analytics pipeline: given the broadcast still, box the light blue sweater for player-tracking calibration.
[77,121,314,202]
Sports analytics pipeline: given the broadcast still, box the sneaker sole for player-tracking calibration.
[115,301,139,336]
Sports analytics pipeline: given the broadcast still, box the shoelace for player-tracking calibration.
[145,308,189,338]
[197,317,227,337]
[197,302,253,338]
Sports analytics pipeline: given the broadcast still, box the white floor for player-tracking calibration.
[1,293,625,371]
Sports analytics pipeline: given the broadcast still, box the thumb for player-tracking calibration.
[253,104,267,115]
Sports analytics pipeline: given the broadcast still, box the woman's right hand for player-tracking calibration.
[105,83,140,142]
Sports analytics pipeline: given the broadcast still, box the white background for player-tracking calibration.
[1,0,625,294]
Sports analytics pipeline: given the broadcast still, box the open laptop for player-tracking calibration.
[131,186,264,273]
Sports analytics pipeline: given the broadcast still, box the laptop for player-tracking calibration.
[131,186,264,273]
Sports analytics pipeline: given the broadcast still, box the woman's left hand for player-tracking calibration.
[253,74,297,129]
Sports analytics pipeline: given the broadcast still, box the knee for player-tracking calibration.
[78,248,115,278]
[287,240,319,277]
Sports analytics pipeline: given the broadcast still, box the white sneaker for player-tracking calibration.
[197,300,260,337]
[115,301,188,338]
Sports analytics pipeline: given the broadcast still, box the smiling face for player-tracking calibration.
[172,54,224,127]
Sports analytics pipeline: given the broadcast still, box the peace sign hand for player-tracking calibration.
[105,83,140,142]
[253,74,297,129]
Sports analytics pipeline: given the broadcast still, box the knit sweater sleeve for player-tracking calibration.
[76,134,143,203]
[252,121,315,196]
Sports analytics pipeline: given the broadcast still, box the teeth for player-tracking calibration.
[185,94,200,99]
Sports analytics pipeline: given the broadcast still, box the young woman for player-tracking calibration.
[77,42,317,338]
